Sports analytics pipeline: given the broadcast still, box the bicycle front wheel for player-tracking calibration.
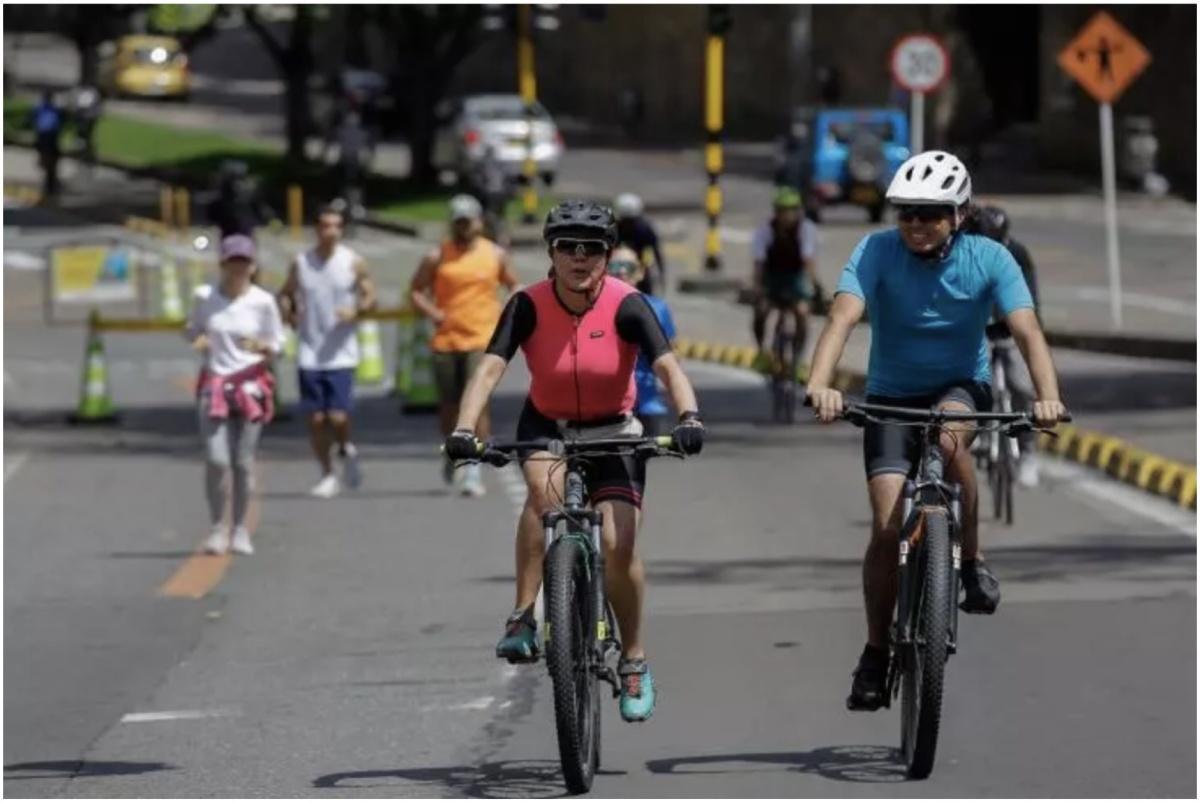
[901,508,952,780]
[544,537,599,794]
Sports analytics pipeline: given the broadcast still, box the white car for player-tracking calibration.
[432,94,564,185]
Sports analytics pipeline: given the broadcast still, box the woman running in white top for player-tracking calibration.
[185,235,285,555]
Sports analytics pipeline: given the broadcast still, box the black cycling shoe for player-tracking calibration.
[846,644,889,712]
[960,558,1001,614]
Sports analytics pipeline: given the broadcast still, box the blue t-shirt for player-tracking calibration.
[836,230,1033,397]
[635,294,676,415]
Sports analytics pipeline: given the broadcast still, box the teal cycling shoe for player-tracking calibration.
[618,657,656,722]
[495,607,541,663]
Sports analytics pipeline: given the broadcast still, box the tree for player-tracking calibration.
[56,5,139,85]
[243,5,318,165]
[369,5,486,186]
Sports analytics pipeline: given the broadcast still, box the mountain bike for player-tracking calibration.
[834,401,1067,779]
[464,434,682,794]
[767,307,803,424]
[976,340,1020,525]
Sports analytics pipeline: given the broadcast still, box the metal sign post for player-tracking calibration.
[910,91,925,154]
[890,34,949,155]
[1099,102,1122,328]
[1057,11,1151,330]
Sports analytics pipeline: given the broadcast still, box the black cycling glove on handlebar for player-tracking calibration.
[672,411,705,455]
[444,429,481,461]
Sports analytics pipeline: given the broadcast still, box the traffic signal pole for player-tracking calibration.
[517,4,539,223]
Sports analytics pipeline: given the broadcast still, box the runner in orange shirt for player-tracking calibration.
[410,195,520,496]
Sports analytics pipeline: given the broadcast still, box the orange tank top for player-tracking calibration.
[430,238,504,352]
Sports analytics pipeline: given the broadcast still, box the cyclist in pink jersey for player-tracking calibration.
[445,201,704,723]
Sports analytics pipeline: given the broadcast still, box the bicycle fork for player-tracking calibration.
[542,472,622,698]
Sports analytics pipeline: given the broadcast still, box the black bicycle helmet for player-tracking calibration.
[542,200,618,247]
[975,205,1009,243]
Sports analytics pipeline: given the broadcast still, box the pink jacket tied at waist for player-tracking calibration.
[197,362,276,423]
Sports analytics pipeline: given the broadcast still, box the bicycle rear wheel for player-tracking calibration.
[901,508,952,780]
[544,537,599,794]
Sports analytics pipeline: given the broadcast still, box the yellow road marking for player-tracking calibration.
[157,474,260,599]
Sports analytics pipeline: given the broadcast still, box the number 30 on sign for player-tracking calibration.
[890,34,950,93]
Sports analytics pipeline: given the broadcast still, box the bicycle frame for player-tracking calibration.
[893,423,964,669]
[541,463,621,694]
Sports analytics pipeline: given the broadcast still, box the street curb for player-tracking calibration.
[673,336,1197,510]
[677,282,1196,363]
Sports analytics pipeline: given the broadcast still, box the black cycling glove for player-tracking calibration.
[672,411,705,455]
[444,429,482,461]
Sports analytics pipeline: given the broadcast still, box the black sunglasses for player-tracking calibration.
[552,239,608,257]
[897,205,954,223]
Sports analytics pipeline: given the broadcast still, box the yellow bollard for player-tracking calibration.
[288,184,303,241]
[160,186,174,228]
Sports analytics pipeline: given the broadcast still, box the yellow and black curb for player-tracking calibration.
[674,337,1197,510]
[4,183,43,206]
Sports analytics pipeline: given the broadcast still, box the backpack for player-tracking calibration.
[34,105,62,135]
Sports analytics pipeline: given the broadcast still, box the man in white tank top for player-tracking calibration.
[278,205,377,498]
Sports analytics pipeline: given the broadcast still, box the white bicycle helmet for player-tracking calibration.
[885,151,972,207]
[614,192,644,218]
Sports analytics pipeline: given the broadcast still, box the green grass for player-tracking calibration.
[373,192,560,224]
[4,96,555,225]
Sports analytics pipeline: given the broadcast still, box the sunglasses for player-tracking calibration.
[552,239,608,257]
[897,205,954,223]
[607,260,639,276]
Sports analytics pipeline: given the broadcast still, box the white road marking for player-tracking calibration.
[120,709,237,723]
[5,452,30,483]
[1044,286,1196,316]
[1041,457,1196,537]
[421,696,495,712]
[4,249,46,271]
[719,226,754,244]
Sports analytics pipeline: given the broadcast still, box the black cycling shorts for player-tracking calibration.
[516,399,647,509]
[862,381,993,479]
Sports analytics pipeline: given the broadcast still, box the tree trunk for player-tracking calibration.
[75,33,99,85]
[285,67,310,164]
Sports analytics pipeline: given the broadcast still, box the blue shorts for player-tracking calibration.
[298,368,355,414]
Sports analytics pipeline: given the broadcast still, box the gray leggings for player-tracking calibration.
[198,402,263,528]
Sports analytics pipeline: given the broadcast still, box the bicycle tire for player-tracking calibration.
[544,537,599,794]
[903,508,952,780]
[990,452,1005,522]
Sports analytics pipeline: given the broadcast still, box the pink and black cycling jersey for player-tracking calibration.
[486,277,672,422]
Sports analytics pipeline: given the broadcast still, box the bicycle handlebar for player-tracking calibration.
[441,435,681,467]
[803,397,1071,435]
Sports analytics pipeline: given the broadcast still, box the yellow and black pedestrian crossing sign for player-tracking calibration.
[1057,11,1150,105]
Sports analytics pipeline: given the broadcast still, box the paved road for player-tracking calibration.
[5,291,1196,798]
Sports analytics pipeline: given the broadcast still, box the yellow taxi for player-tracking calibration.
[98,35,190,100]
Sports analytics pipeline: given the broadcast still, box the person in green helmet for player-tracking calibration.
[751,186,820,373]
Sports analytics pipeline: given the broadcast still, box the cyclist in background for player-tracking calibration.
[607,246,678,437]
[966,204,1042,487]
[751,187,819,368]
[615,193,666,295]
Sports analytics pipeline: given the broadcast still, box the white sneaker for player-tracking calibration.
[341,444,362,490]
[1018,455,1040,488]
[230,526,255,555]
[310,473,341,499]
[203,526,229,555]
[460,464,486,498]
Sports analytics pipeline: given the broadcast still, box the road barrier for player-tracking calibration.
[79,306,440,419]
[674,336,1196,509]
[355,319,386,386]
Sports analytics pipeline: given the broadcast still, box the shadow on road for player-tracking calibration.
[3,760,177,781]
[645,744,906,783]
[312,758,578,798]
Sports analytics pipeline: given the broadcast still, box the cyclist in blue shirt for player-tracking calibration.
[607,246,677,437]
[805,151,1068,712]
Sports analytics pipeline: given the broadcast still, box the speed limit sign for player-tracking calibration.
[890,34,950,93]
